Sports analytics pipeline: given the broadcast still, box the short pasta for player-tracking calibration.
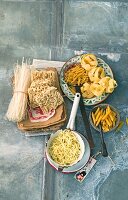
[64,54,117,99]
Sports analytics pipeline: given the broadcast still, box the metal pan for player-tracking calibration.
[45,93,90,172]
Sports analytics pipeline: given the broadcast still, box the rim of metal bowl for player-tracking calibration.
[89,103,120,133]
[46,130,85,168]
[60,55,114,106]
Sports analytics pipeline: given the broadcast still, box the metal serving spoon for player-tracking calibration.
[99,124,108,157]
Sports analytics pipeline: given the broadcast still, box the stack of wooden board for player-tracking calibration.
[17,67,67,133]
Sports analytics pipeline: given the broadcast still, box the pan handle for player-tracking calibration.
[66,93,81,130]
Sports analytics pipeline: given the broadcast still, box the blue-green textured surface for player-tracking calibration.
[0,1,128,200]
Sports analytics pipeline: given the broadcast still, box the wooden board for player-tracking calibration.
[17,67,67,133]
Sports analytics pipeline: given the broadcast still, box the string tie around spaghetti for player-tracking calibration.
[14,91,28,95]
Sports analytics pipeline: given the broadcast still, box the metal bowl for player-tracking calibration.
[45,129,85,169]
[89,103,120,133]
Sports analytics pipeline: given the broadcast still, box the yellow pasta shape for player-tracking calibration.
[95,109,102,123]
[92,106,117,132]
[102,109,111,120]
[64,54,117,99]
[95,107,100,116]
[109,113,114,122]
[91,112,96,125]
[65,63,89,86]
[96,113,103,126]
[81,54,98,71]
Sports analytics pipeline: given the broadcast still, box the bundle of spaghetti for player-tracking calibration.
[6,61,31,122]
[49,129,81,166]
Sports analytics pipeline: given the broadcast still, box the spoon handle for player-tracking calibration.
[100,125,108,157]
[66,93,80,130]
[75,85,94,149]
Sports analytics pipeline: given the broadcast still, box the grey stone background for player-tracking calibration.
[0,1,128,200]
[1,0,128,65]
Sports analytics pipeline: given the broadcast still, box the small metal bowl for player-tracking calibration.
[89,103,120,133]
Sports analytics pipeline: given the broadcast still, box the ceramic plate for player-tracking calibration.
[46,134,90,173]
[60,55,114,106]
